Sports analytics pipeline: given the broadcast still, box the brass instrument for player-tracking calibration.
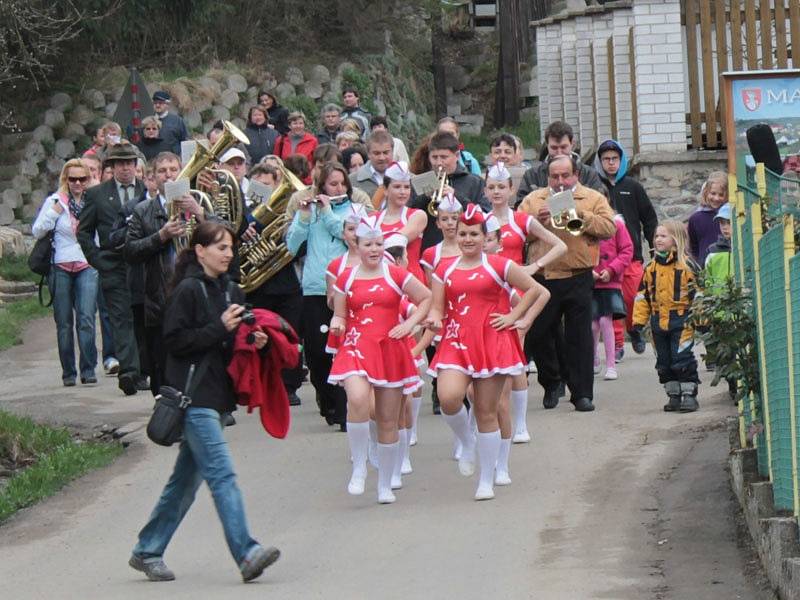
[171,120,250,250]
[167,190,215,253]
[551,208,584,236]
[426,167,449,217]
[239,164,308,292]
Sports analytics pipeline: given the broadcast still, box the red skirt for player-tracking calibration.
[428,321,525,379]
[328,334,422,393]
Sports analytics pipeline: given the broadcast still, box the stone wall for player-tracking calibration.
[0,55,432,227]
[632,150,727,220]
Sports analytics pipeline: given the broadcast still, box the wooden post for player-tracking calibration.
[700,1,717,148]
[628,27,639,155]
[431,19,447,120]
[714,0,728,148]
[790,0,800,69]
[776,0,789,68]
[607,37,618,141]
[498,0,521,126]
[685,0,703,149]
[760,0,774,69]
[730,0,743,70]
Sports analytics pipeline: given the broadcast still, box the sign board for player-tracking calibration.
[723,70,800,184]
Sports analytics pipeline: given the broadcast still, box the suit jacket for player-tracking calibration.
[78,178,145,275]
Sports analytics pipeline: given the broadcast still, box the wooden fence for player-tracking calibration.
[683,0,800,150]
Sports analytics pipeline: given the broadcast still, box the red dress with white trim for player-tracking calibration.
[324,253,355,355]
[328,263,422,393]
[377,206,425,282]
[420,242,459,276]
[497,207,533,264]
[428,253,525,378]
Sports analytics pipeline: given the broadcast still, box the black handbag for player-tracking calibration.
[28,231,55,307]
[146,358,209,446]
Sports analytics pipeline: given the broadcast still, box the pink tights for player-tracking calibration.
[592,316,615,370]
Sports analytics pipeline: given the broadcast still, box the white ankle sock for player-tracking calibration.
[495,437,512,485]
[346,421,369,494]
[511,389,529,434]
[410,395,422,443]
[392,429,406,488]
[368,419,378,468]
[377,442,398,503]
[476,430,501,499]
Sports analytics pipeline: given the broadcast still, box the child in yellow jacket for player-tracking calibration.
[632,221,701,412]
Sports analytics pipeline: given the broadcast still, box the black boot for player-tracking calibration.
[679,382,699,412]
[663,381,681,412]
[543,387,560,409]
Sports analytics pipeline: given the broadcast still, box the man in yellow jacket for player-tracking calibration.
[519,155,616,412]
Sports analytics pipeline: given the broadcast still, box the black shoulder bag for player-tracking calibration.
[28,231,55,307]
[146,280,212,446]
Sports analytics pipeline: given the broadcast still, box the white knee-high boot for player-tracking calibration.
[442,405,476,476]
[346,421,370,495]
[377,442,398,504]
[475,430,501,500]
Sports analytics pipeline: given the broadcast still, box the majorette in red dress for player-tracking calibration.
[496,207,534,264]
[377,206,425,283]
[324,253,354,355]
[328,262,422,393]
[428,252,525,378]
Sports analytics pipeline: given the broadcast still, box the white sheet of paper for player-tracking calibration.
[548,189,576,214]
[180,141,197,167]
[411,170,439,196]
[164,179,191,202]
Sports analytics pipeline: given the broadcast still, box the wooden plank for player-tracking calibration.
[700,0,717,148]
[730,0,743,70]
[685,0,703,148]
[628,27,639,154]
[760,0,773,69]
[590,41,598,146]
[607,36,618,141]
[746,0,759,69]
[498,0,520,126]
[715,0,728,147]
[776,0,789,68]
[791,0,800,69]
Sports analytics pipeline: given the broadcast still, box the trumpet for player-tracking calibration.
[427,167,449,217]
[551,208,584,236]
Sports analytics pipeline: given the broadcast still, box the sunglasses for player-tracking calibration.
[68,176,89,183]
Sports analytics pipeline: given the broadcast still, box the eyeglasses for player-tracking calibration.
[68,176,89,183]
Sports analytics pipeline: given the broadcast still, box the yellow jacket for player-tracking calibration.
[633,251,698,332]
[518,183,616,279]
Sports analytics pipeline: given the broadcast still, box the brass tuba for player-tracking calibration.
[239,164,308,293]
[170,120,250,250]
[167,189,215,253]
[426,167,449,217]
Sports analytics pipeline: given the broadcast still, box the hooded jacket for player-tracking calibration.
[244,121,280,164]
[704,235,732,294]
[593,140,658,263]
[633,251,699,332]
[594,215,634,290]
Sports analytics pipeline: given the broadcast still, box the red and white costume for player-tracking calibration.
[428,253,525,378]
[324,253,355,355]
[496,207,534,264]
[377,206,425,282]
[328,262,422,393]
[419,242,460,276]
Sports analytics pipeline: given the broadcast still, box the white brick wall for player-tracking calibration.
[633,0,686,152]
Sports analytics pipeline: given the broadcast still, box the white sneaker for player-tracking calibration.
[474,484,495,500]
[347,473,366,495]
[593,363,601,375]
[378,489,396,504]
[604,367,618,381]
[103,357,119,376]
[391,475,403,490]
[512,429,531,444]
[401,457,413,475]
[495,470,512,486]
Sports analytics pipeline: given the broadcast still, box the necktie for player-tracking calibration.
[123,185,131,205]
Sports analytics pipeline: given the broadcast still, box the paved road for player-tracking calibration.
[0,318,775,599]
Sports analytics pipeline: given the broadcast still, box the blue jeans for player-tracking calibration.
[96,286,115,361]
[133,408,259,566]
[49,266,98,382]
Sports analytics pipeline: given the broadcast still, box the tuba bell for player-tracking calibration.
[239,164,308,293]
[551,208,584,236]
[427,167,449,217]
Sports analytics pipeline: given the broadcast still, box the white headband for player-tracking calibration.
[487,161,511,181]
[384,161,411,182]
[438,192,462,214]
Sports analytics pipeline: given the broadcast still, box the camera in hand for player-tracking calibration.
[240,303,256,326]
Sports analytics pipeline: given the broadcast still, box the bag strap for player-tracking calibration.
[38,275,53,307]
[182,278,215,400]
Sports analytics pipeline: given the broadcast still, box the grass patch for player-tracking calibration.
[0,410,123,523]
[461,115,542,165]
[0,297,51,351]
[0,255,35,282]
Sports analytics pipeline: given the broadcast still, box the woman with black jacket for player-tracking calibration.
[244,106,280,164]
[129,221,280,583]
[258,91,290,135]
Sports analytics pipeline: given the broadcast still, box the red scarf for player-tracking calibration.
[227,309,300,438]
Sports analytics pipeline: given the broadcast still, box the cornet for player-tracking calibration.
[551,209,584,236]
[427,167,449,217]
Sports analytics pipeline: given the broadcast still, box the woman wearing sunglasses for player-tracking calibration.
[32,158,99,386]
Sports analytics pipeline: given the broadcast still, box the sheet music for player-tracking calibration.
[164,179,190,202]
[411,170,439,196]
[547,189,576,214]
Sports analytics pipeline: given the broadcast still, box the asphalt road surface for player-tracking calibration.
[0,318,775,599]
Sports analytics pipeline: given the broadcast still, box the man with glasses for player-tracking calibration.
[593,139,658,357]
[316,104,343,145]
[78,143,145,396]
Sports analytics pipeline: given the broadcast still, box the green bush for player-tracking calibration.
[341,67,374,100]
[0,255,35,282]
[0,297,51,351]
[283,95,320,124]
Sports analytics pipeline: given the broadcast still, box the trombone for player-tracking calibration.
[427,167,449,217]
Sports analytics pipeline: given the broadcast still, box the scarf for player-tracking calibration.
[59,191,82,234]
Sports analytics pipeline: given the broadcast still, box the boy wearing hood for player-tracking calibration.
[594,140,658,357]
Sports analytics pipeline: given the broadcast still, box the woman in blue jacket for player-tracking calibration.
[286,162,364,429]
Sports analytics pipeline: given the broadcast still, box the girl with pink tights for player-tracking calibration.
[592,215,633,380]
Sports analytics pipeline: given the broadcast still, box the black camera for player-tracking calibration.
[240,303,256,326]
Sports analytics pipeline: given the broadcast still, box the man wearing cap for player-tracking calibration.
[78,142,145,396]
[151,91,189,155]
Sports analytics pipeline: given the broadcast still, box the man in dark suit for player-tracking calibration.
[78,143,144,395]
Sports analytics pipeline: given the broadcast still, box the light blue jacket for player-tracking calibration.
[286,201,350,296]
